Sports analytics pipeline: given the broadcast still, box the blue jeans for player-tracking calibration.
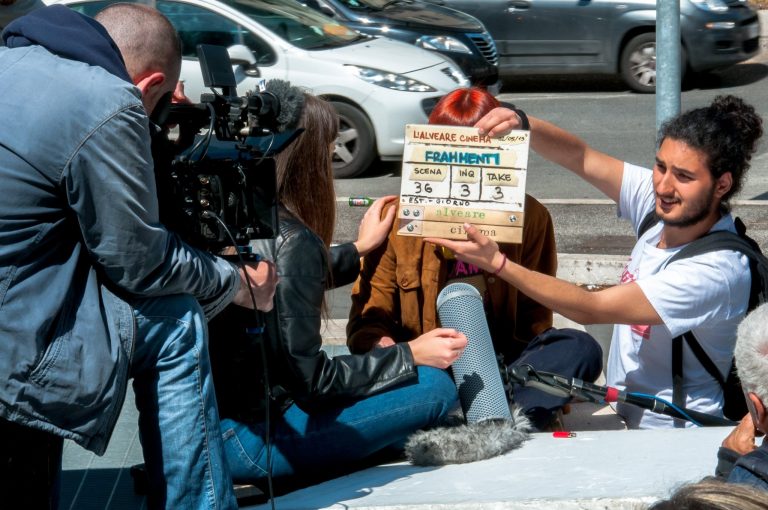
[131,295,237,510]
[509,327,603,430]
[220,366,457,484]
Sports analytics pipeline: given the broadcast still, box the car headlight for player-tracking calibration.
[415,35,472,54]
[345,65,436,92]
[442,66,471,87]
[689,0,729,13]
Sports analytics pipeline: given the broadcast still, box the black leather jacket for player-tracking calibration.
[210,208,417,423]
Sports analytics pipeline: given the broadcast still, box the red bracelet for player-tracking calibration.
[492,253,507,275]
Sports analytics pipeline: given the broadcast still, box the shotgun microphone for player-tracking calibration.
[436,282,512,423]
[404,282,530,466]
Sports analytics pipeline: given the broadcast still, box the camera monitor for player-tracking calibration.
[197,44,238,96]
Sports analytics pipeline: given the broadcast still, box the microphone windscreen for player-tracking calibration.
[437,282,512,423]
[263,79,304,132]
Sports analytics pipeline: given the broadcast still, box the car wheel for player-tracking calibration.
[620,33,657,93]
[330,101,376,179]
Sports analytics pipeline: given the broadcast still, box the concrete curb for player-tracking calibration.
[556,253,625,286]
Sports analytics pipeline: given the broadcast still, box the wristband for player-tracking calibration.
[499,102,530,131]
[492,253,507,275]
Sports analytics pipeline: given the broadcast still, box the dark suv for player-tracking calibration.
[427,0,760,92]
[302,0,500,90]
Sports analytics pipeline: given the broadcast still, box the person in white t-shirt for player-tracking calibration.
[428,95,763,428]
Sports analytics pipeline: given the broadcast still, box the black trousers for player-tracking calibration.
[0,418,63,510]
[509,327,604,430]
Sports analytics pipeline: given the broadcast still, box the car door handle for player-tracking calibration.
[507,0,531,11]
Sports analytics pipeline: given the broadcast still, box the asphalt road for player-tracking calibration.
[327,55,768,319]
[335,54,768,202]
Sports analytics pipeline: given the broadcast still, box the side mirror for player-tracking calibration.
[227,44,260,77]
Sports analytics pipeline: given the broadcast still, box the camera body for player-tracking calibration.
[153,44,300,252]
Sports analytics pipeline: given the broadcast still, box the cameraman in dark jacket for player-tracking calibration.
[209,92,465,488]
[0,5,276,509]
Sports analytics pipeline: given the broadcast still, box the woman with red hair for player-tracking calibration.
[347,87,603,431]
[428,87,503,126]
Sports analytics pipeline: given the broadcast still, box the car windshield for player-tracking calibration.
[221,0,366,49]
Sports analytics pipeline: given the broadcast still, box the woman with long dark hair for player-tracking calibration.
[208,92,466,486]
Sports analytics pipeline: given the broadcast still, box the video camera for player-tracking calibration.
[152,44,302,253]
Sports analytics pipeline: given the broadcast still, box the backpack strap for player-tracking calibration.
[667,225,762,423]
[671,331,728,426]
[666,229,766,310]
[667,229,760,264]
[637,210,660,238]
[671,334,685,425]
[682,331,726,386]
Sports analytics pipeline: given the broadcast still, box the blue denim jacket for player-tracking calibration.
[0,45,238,454]
[728,441,768,490]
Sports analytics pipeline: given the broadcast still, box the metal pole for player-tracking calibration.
[656,0,681,135]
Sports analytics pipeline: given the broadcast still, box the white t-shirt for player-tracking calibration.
[606,163,751,429]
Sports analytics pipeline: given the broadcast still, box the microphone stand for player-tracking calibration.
[508,364,735,427]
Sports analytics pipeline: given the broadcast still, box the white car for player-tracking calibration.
[52,0,470,177]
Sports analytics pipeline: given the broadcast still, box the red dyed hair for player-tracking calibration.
[428,87,500,127]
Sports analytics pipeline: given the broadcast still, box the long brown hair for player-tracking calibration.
[274,94,338,246]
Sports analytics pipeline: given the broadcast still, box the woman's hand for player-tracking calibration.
[232,259,278,311]
[408,328,468,369]
[353,195,398,257]
[426,223,505,274]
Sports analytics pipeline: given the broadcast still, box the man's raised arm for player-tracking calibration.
[475,107,626,203]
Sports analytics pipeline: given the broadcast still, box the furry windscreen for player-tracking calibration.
[404,408,532,466]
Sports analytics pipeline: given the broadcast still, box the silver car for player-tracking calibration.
[427,0,761,92]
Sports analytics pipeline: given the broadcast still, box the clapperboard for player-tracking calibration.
[397,124,530,243]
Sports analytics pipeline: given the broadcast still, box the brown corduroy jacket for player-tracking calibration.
[347,195,558,363]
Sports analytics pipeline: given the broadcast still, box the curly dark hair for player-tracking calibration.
[658,95,763,212]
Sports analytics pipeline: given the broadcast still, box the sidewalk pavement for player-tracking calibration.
[245,425,729,510]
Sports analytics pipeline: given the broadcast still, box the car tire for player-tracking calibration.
[620,33,658,93]
[330,101,376,179]
[620,33,688,94]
